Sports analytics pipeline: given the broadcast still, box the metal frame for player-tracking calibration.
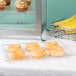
[41,0,47,41]
[36,0,47,41]
[36,0,42,36]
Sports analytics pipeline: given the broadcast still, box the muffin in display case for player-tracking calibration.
[4,0,11,6]
[15,0,28,12]
[0,0,6,10]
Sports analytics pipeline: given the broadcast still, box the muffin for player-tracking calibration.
[23,0,31,5]
[8,44,21,53]
[9,50,25,60]
[44,41,59,51]
[15,0,28,12]
[0,0,6,10]
[4,0,11,6]
[30,48,46,58]
[25,42,40,52]
[49,47,64,57]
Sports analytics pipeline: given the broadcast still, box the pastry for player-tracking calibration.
[4,0,11,6]
[44,41,59,51]
[15,0,28,12]
[23,0,31,5]
[30,48,46,58]
[0,0,6,10]
[8,44,21,53]
[49,47,64,57]
[25,42,40,52]
[9,50,25,60]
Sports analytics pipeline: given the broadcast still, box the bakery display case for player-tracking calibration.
[45,0,76,41]
[0,0,47,40]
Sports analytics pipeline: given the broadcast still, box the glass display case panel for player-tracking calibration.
[45,0,76,41]
[0,0,43,39]
[0,0,36,29]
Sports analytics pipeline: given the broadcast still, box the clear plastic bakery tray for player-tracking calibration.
[1,40,76,63]
[1,42,45,62]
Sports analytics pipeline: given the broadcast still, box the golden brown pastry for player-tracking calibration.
[15,0,28,12]
[25,42,40,52]
[44,41,59,51]
[49,47,64,57]
[30,48,46,58]
[9,50,25,60]
[0,0,6,10]
[8,44,21,53]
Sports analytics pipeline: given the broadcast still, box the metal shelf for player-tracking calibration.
[0,24,36,30]
[0,7,35,14]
